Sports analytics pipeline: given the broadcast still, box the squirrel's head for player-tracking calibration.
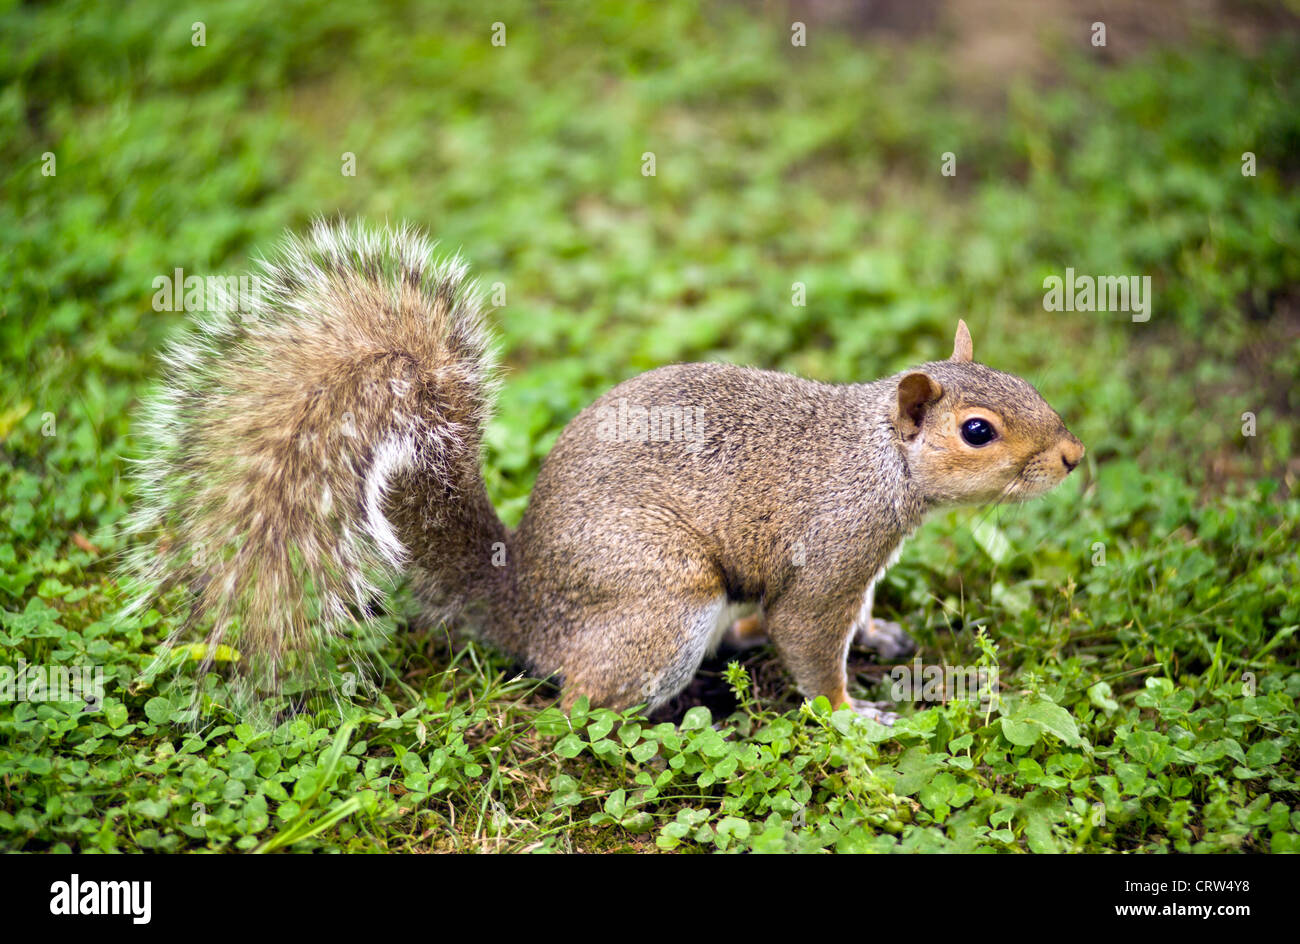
[893,321,1084,507]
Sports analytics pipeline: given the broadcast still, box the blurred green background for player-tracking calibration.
[1,0,1298,852]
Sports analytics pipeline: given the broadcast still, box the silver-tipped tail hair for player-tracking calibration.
[119,218,498,713]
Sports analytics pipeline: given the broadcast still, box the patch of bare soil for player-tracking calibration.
[759,0,1297,93]
[649,641,896,722]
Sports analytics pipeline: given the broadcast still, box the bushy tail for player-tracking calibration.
[121,219,510,710]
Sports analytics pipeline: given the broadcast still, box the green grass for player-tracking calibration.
[1,0,1298,852]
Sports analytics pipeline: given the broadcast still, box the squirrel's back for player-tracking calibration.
[519,362,915,591]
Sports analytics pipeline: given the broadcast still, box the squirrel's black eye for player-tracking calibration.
[960,417,996,446]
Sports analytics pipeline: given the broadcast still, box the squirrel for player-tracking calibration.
[122,219,1084,724]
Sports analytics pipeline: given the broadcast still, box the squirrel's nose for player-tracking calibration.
[1059,434,1085,473]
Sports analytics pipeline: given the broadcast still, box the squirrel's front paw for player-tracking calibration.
[854,618,916,661]
[849,698,899,726]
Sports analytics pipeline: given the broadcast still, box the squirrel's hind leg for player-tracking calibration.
[556,591,729,714]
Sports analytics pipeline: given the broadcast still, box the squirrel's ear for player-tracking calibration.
[951,320,973,363]
[897,372,944,439]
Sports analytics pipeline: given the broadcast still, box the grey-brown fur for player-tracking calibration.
[124,221,1083,718]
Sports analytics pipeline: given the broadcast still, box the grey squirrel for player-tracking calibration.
[122,220,1084,723]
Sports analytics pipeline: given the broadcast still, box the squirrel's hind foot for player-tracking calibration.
[723,613,767,649]
[849,698,900,726]
[854,618,916,661]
